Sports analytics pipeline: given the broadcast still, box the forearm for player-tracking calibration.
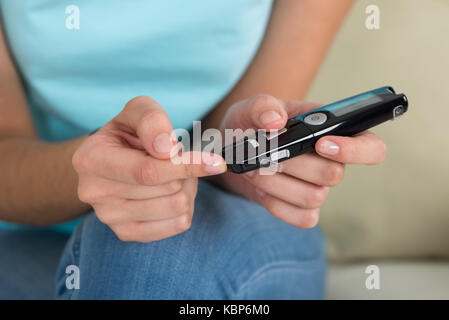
[0,136,91,225]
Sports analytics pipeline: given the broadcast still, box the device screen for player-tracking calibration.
[320,92,383,117]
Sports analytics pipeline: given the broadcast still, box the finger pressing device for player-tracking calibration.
[221,86,408,174]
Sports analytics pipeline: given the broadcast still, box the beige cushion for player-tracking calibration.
[327,261,449,300]
[307,0,449,261]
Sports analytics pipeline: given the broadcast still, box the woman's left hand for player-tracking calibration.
[218,95,387,229]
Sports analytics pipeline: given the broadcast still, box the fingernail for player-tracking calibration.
[203,154,227,174]
[255,188,266,198]
[153,133,175,154]
[318,140,340,155]
[259,111,281,126]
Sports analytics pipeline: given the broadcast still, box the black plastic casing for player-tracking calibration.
[222,86,408,174]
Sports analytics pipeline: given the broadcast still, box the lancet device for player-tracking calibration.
[222,86,408,174]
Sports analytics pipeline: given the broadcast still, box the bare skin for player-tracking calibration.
[0,0,387,242]
[213,95,386,229]
[0,20,89,225]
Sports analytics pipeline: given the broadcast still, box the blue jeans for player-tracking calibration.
[56,181,326,299]
[0,229,68,299]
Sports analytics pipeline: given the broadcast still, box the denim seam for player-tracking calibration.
[216,227,297,297]
[71,221,83,263]
[233,259,323,299]
[215,230,269,297]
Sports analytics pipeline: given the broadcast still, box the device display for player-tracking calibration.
[222,86,408,174]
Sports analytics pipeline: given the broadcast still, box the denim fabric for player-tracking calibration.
[0,229,68,299]
[56,181,326,299]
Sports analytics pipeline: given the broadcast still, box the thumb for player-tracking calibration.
[224,95,288,132]
[246,95,288,130]
[224,95,322,132]
[249,98,324,130]
[245,95,321,130]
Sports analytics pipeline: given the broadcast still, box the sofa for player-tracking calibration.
[308,0,449,299]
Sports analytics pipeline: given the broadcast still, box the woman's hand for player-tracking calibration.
[72,96,227,242]
[219,95,387,229]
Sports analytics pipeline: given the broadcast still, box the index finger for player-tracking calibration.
[88,146,227,185]
[112,96,177,160]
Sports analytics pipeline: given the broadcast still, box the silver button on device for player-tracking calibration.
[392,105,404,120]
[270,149,290,162]
[303,112,327,126]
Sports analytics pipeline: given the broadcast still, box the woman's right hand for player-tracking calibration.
[72,96,227,243]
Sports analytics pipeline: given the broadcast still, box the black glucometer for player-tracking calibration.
[222,86,408,174]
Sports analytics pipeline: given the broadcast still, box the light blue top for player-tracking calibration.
[0,0,273,233]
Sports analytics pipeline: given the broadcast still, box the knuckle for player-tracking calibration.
[166,180,183,194]
[250,94,278,113]
[299,209,320,230]
[94,209,110,225]
[338,141,355,161]
[190,178,199,198]
[269,206,282,220]
[138,110,167,133]
[77,183,99,204]
[174,214,192,233]
[144,109,166,122]
[135,162,159,185]
[266,200,282,220]
[97,209,121,225]
[76,185,90,203]
[72,150,91,173]
[324,163,345,186]
[143,230,176,243]
[108,224,132,242]
[182,164,195,179]
[172,191,190,214]
[305,187,328,208]
[133,95,153,104]
[125,95,154,111]
[115,229,133,242]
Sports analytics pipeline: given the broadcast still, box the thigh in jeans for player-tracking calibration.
[56,180,326,299]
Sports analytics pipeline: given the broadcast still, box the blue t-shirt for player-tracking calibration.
[0,0,273,233]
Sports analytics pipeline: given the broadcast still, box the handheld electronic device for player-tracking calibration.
[222,86,408,174]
